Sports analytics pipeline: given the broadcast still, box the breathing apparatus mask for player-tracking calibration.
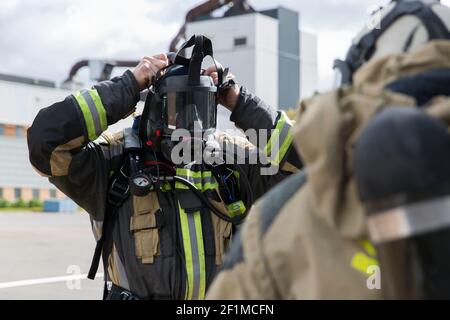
[139,34,230,163]
[333,0,450,87]
[130,35,251,225]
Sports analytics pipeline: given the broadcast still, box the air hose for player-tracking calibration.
[167,167,252,225]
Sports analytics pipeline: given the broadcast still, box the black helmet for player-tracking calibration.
[354,107,450,299]
[334,0,450,85]
[139,35,226,157]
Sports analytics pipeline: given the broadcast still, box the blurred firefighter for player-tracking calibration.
[207,0,450,299]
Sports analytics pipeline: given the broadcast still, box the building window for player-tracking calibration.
[234,37,247,47]
[32,189,40,199]
[50,189,57,198]
[15,126,24,137]
[0,125,4,136]
[14,188,22,200]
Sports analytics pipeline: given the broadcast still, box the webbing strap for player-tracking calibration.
[88,164,130,281]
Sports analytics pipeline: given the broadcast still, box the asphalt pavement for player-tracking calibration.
[0,212,104,300]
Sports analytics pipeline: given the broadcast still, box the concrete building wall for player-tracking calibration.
[0,79,71,202]
[186,7,318,113]
[300,31,318,100]
[186,13,279,108]
[0,79,70,126]
[254,14,279,109]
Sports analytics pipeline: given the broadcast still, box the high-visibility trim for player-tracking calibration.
[74,91,97,141]
[351,252,379,275]
[87,89,108,132]
[179,204,206,300]
[358,239,377,257]
[351,239,379,276]
[270,127,294,166]
[73,89,108,141]
[160,182,172,192]
[81,90,102,136]
[226,200,246,217]
[202,182,219,192]
[177,168,202,179]
[175,169,219,192]
[265,111,294,166]
[193,211,206,300]
[179,205,193,300]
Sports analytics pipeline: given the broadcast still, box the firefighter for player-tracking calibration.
[206,0,450,299]
[27,35,301,300]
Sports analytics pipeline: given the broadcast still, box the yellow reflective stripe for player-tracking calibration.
[176,181,218,191]
[88,89,108,131]
[160,182,172,192]
[73,91,96,141]
[176,168,202,179]
[266,112,294,166]
[202,182,219,191]
[175,169,218,191]
[193,211,206,300]
[351,239,379,276]
[358,239,377,257]
[175,181,202,190]
[179,205,194,300]
[226,200,246,217]
[351,252,379,275]
[270,127,293,166]
[265,111,288,156]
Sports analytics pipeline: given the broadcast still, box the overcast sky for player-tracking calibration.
[1,0,448,91]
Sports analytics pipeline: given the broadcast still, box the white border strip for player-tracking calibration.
[0,273,104,289]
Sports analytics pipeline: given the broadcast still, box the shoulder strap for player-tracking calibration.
[87,162,130,281]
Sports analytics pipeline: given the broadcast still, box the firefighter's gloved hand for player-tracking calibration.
[204,65,240,112]
[133,54,169,91]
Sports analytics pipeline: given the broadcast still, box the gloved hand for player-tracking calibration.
[204,65,240,112]
[133,54,169,91]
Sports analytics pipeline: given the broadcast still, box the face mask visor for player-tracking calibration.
[162,89,217,135]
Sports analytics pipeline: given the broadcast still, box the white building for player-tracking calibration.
[0,73,139,203]
[0,74,70,201]
[186,6,318,112]
[0,6,318,201]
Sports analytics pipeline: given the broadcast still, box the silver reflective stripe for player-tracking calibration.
[202,175,213,184]
[81,90,103,138]
[368,195,450,244]
[187,213,201,300]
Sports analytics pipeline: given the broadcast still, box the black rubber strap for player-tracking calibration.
[87,164,130,280]
[173,34,224,87]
